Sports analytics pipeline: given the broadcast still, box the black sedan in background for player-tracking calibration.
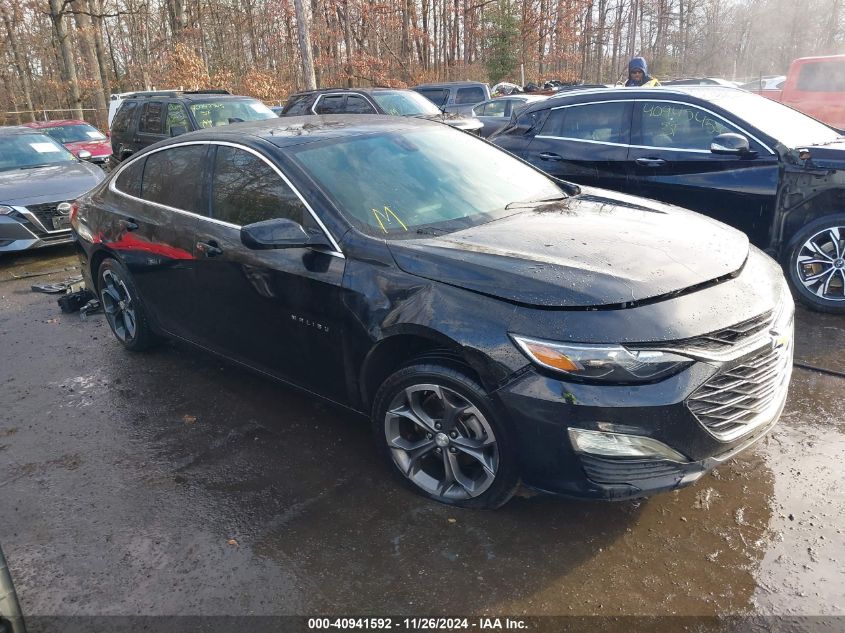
[73,117,793,508]
[491,86,845,313]
[0,127,105,253]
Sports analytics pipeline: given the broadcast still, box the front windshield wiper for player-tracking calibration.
[18,164,54,170]
[416,226,453,236]
[505,195,568,210]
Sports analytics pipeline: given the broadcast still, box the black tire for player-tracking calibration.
[372,361,519,509]
[97,257,159,351]
[784,214,845,314]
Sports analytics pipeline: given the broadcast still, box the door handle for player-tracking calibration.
[196,240,223,257]
[539,152,563,161]
[635,157,666,167]
[118,218,139,231]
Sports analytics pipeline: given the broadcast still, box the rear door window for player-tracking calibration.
[456,86,486,104]
[141,145,208,214]
[210,146,307,226]
[166,103,191,135]
[314,95,345,114]
[540,102,629,144]
[345,95,377,114]
[796,61,845,92]
[139,102,164,134]
[114,157,145,197]
[481,100,507,117]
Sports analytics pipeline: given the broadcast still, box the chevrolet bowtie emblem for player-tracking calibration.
[770,328,789,350]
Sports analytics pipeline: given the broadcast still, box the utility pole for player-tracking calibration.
[293,0,317,90]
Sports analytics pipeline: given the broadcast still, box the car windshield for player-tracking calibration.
[41,123,106,143]
[191,100,277,128]
[707,90,843,147]
[0,134,77,172]
[370,90,443,116]
[290,126,564,238]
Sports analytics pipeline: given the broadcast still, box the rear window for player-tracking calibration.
[111,101,139,135]
[41,123,106,144]
[415,88,448,106]
[456,86,486,104]
[796,60,845,92]
[283,95,312,115]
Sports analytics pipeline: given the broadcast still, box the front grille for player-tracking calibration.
[25,202,65,231]
[687,339,792,441]
[671,311,773,353]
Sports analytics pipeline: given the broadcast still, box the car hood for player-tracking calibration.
[801,142,845,168]
[388,190,749,308]
[0,162,105,206]
[64,139,112,157]
[415,113,484,131]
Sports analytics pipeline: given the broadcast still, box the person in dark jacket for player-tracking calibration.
[625,57,660,87]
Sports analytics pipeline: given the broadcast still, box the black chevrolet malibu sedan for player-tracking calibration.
[72,116,794,508]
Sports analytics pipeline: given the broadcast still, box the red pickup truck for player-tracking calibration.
[748,55,845,130]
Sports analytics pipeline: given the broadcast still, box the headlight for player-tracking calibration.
[511,335,693,383]
[0,205,14,215]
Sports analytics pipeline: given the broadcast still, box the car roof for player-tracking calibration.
[123,92,257,103]
[413,81,487,88]
[524,84,747,111]
[136,115,443,152]
[289,87,415,98]
[0,126,48,137]
[22,120,90,128]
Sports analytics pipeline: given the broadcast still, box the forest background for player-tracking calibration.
[1,0,843,128]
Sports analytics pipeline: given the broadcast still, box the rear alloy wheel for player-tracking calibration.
[373,363,518,509]
[787,215,845,314]
[97,258,158,351]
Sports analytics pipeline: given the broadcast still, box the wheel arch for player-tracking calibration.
[359,329,496,412]
[778,188,845,255]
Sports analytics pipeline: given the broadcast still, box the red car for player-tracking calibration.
[743,55,845,130]
[22,120,111,165]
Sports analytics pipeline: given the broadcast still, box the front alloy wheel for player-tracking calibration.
[385,383,500,501]
[795,226,845,300]
[373,360,521,509]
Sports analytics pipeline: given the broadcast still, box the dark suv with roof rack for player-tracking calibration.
[280,87,483,133]
[108,90,277,168]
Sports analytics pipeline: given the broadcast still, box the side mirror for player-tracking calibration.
[241,218,331,250]
[711,132,751,155]
[170,125,187,137]
[77,150,92,161]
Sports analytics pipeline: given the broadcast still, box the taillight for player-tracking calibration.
[70,201,79,230]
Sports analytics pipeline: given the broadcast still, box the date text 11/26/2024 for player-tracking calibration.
[307,618,528,630]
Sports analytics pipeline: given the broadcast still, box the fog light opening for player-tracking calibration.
[568,428,689,462]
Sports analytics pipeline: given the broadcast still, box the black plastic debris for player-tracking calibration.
[58,289,95,313]
[30,275,83,294]
[79,298,103,319]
